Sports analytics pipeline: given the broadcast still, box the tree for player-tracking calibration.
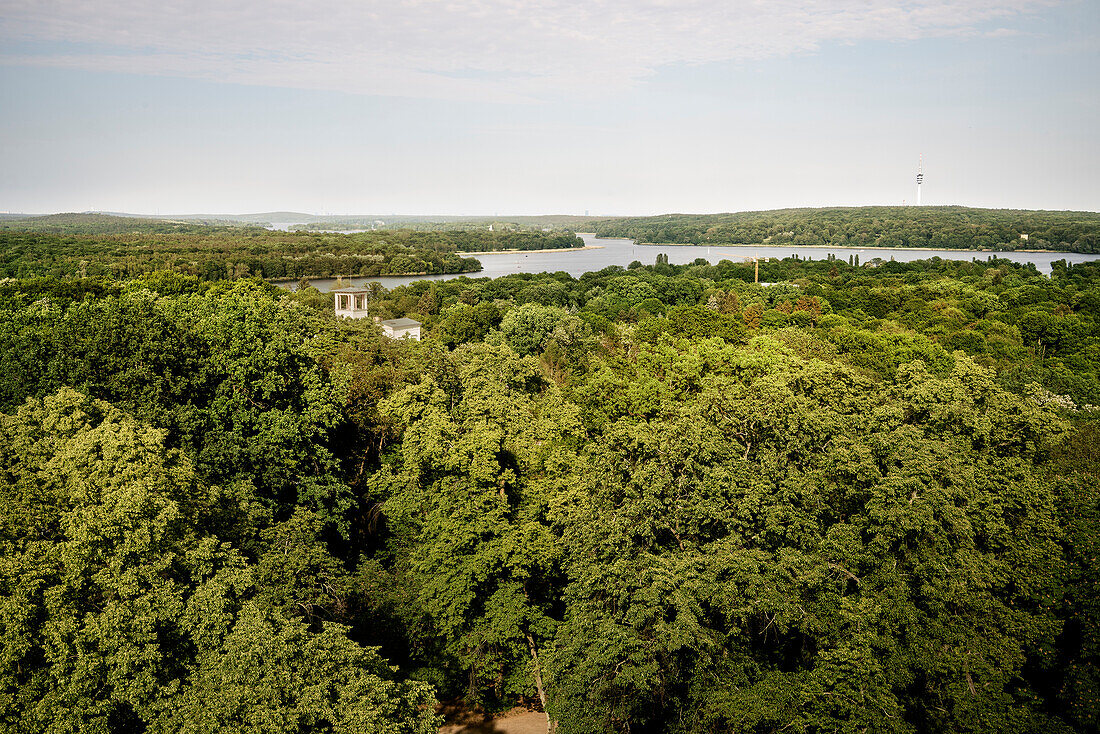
[166,605,439,734]
[497,303,567,356]
[549,341,1069,733]
[379,344,582,724]
[0,388,439,733]
[436,302,500,348]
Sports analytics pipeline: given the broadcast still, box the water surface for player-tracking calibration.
[279,235,1100,292]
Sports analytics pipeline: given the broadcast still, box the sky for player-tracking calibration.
[1,0,1097,216]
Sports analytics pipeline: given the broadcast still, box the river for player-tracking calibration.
[276,234,1100,292]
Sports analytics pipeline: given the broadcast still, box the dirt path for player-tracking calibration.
[439,705,548,734]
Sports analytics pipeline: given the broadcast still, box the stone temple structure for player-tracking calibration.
[333,287,370,319]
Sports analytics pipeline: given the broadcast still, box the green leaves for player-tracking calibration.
[497,303,568,356]
[0,388,205,731]
[546,339,1071,733]
[380,343,579,707]
[166,605,439,734]
[2,252,1098,733]
[0,389,440,733]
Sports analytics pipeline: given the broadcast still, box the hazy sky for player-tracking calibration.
[1,0,1097,215]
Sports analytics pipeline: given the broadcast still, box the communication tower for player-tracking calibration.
[916,155,924,206]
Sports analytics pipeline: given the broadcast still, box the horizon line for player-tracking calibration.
[5,203,1100,219]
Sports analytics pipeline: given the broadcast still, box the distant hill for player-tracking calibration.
[10,207,1098,251]
[289,214,599,232]
[188,212,320,225]
[0,210,597,235]
[0,213,258,235]
[19,212,600,230]
[580,206,1100,253]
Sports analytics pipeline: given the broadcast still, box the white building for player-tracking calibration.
[333,287,370,319]
[380,317,421,341]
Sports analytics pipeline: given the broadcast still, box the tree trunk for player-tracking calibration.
[526,632,555,734]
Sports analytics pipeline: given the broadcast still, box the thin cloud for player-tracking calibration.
[0,0,1058,100]
[983,26,1027,37]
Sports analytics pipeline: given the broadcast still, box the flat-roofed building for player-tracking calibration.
[380,317,421,341]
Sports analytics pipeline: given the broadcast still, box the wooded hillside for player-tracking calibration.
[585,206,1100,253]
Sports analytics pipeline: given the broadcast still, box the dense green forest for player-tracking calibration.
[362,230,583,252]
[0,229,483,281]
[291,217,593,234]
[18,207,1100,257]
[585,206,1100,253]
[0,212,594,236]
[0,215,586,281]
[2,252,1099,732]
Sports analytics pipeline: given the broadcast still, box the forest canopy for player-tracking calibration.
[584,206,1100,253]
[1,250,1098,732]
[0,214,585,281]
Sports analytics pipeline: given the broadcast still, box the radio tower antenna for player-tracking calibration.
[916,155,924,206]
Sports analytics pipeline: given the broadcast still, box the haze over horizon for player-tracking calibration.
[2,0,1097,215]
[5,205,1100,221]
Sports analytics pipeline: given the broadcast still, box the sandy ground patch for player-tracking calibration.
[438,704,549,734]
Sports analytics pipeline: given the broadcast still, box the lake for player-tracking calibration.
[277,234,1100,292]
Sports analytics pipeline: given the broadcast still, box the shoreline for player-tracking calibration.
[455,245,605,256]
[269,269,481,283]
[635,242,1071,254]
